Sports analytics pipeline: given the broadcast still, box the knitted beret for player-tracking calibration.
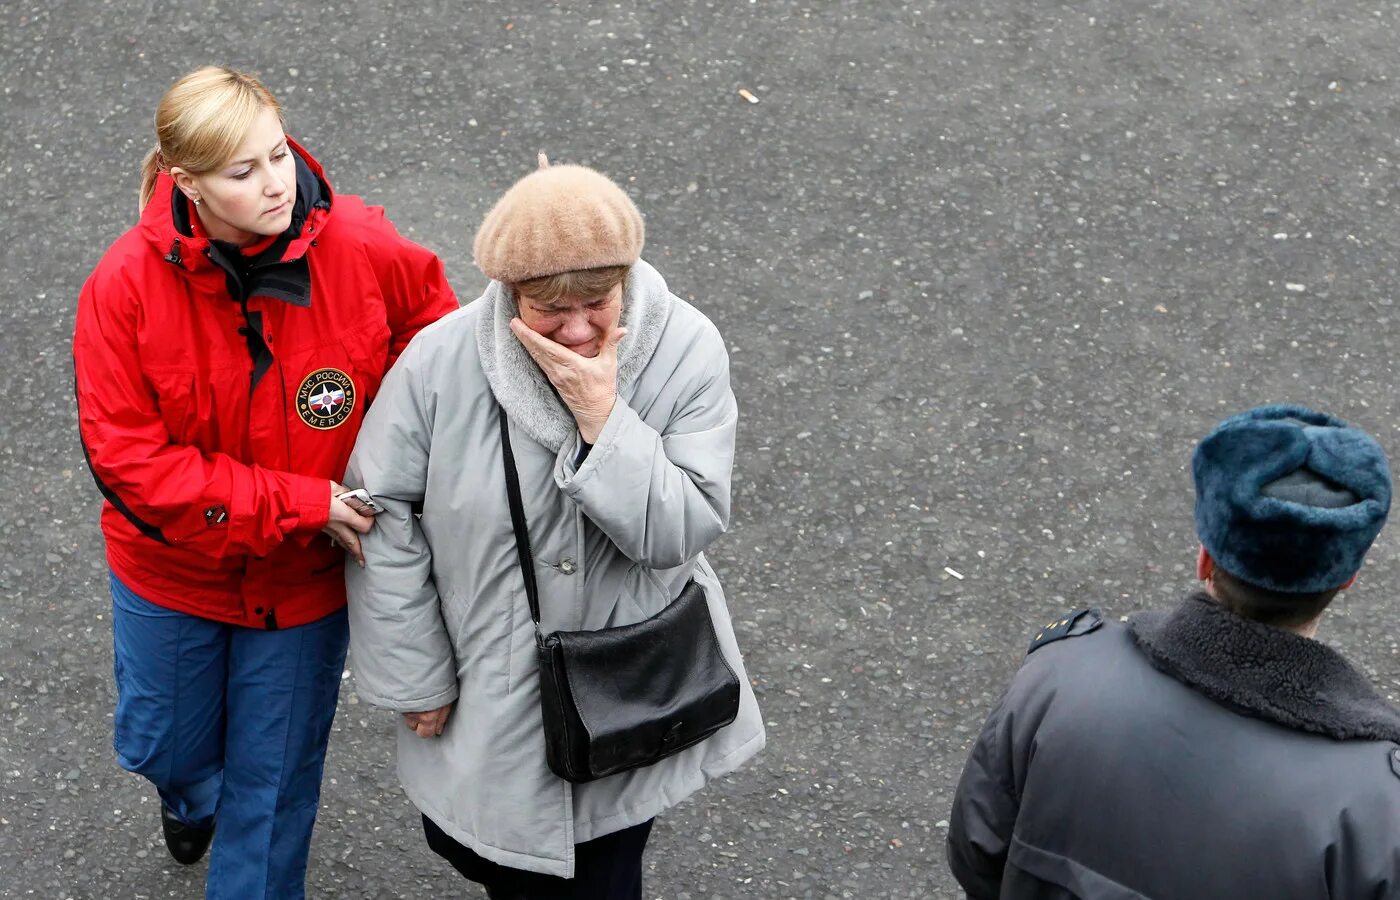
[1193,404,1392,593]
[473,157,644,284]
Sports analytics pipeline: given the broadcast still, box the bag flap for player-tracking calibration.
[549,581,740,775]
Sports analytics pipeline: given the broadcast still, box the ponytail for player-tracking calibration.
[138,143,163,212]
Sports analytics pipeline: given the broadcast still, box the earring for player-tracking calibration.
[193,197,202,206]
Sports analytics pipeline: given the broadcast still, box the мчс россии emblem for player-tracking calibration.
[296,368,355,430]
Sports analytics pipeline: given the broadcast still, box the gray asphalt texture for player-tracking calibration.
[4,1,1400,897]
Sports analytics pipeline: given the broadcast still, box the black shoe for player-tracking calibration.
[161,803,214,865]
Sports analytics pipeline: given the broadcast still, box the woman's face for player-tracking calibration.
[515,283,623,358]
[171,106,297,247]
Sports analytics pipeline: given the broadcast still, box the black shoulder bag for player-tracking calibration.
[499,409,742,784]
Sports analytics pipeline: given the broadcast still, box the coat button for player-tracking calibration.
[558,559,577,575]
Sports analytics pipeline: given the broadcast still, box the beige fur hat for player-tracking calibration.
[473,154,645,283]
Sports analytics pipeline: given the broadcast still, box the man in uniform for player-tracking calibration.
[947,404,1399,898]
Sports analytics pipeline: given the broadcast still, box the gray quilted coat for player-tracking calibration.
[344,261,765,877]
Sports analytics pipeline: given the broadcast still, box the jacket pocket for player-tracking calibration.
[606,564,675,627]
[439,587,516,690]
[438,588,468,652]
[339,320,392,409]
[281,321,387,474]
[147,368,242,448]
[505,581,522,693]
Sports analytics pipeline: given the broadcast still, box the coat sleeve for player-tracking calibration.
[343,341,459,712]
[947,695,1020,900]
[74,270,330,557]
[362,211,459,367]
[553,320,736,569]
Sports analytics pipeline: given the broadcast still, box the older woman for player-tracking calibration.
[344,160,764,898]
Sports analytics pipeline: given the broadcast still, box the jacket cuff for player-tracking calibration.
[356,681,460,714]
[290,475,331,533]
[555,399,634,490]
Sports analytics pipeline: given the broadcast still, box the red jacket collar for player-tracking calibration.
[138,137,333,273]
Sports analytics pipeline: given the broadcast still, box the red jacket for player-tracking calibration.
[74,140,457,629]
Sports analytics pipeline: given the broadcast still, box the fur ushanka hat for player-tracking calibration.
[473,154,644,284]
[1193,404,1392,593]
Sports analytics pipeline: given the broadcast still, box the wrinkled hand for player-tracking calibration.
[323,481,375,567]
[509,320,627,444]
[403,703,453,738]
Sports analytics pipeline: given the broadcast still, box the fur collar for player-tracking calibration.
[476,259,674,451]
[1129,593,1400,743]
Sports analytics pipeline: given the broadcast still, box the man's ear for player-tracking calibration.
[1196,545,1214,583]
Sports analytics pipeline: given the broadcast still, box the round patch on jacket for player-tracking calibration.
[296,368,356,430]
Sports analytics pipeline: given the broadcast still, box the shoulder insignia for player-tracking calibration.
[1027,608,1104,655]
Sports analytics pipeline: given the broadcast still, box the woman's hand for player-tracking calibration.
[509,320,627,444]
[404,703,453,738]
[323,481,375,567]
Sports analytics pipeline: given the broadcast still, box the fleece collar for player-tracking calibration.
[476,258,673,451]
[1129,593,1400,743]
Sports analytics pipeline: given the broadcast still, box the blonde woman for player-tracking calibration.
[72,66,457,898]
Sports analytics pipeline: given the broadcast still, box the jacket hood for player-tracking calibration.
[136,137,333,275]
[1129,592,1400,743]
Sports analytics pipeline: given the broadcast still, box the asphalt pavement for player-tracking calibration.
[3,1,1400,897]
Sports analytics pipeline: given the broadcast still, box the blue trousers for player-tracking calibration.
[110,574,348,900]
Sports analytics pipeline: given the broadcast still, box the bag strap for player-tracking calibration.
[499,408,543,627]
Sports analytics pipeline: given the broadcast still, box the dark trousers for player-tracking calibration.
[422,814,654,900]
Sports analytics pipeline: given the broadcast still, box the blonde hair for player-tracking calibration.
[513,265,631,305]
[138,65,283,210]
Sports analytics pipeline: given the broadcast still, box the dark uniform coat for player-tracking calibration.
[947,593,1400,899]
